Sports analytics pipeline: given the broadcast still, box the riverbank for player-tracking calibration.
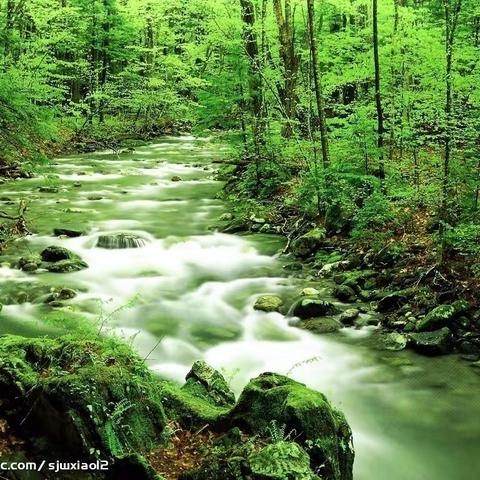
[1,138,480,480]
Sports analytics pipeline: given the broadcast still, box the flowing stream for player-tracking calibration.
[1,137,479,480]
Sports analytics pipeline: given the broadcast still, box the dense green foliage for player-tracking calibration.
[1,0,480,268]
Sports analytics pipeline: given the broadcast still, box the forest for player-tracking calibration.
[0,1,479,480]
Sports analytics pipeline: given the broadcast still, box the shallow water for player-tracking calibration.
[1,137,479,480]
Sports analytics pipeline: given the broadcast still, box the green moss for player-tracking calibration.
[416,300,469,331]
[249,441,319,480]
[0,335,166,460]
[158,380,231,429]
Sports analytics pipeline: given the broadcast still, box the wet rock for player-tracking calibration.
[41,245,79,262]
[43,288,77,304]
[227,373,354,480]
[298,317,342,334]
[461,354,480,362]
[53,228,83,238]
[46,259,88,273]
[254,295,283,313]
[458,341,480,356]
[292,298,340,319]
[96,233,147,249]
[221,218,249,234]
[291,228,326,258]
[38,186,59,193]
[416,300,470,332]
[87,194,104,200]
[171,175,182,182]
[374,332,407,351]
[340,308,360,325]
[249,441,317,480]
[17,255,42,271]
[408,327,452,356]
[332,285,356,302]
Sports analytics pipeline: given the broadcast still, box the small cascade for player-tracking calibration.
[96,233,147,249]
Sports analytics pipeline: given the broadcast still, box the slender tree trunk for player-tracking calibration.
[373,0,385,184]
[273,0,299,138]
[440,0,462,261]
[307,0,330,169]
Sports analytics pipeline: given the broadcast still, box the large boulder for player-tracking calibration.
[0,336,166,461]
[408,327,452,355]
[227,373,354,480]
[332,285,356,303]
[254,295,284,313]
[291,228,326,258]
[416,301,469,332]
[292,299,340,320]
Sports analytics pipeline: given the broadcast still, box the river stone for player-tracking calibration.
[17,254,42,271]
[298,317,342,334]
[374,332,407,351]
[46,259,88,273]
[254,295,283,312]
[53,228,83,238]
[416,300,470,332]
[96,233,147,249]
[249,441,317,480]
[340,308,360,325]
[291,228,326,257]
[292,298,340,320]
[227,373,354,480]
[171,175,182,182]
[300,287,321,297]
[185,360,235,407]
[408,327,452,356]
[38,186,59,193]
[332,285,356,302]
[41,245,79,262]
[87,194,104,200]
[319,261,350,277]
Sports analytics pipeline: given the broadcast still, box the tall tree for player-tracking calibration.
[307,0,330,169]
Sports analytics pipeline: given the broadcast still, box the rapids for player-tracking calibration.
[0,137,479,480]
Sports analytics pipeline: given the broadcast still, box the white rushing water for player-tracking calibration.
[1,137,479,480]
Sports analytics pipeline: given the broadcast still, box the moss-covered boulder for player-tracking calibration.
[226,373,354,480]
[416,300,469,332]
[254,295,284,313]
[45,258,88,273]
[408,327,452,355]
[297,317,342,334]
[159,362,234,430]
[332,285,356,303]
[0,336,166,461]
[292,299,340,320]
[292,228,326,258]
[40,246,79,262]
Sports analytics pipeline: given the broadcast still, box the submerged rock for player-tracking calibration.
[96,233,147,249]
[408,327,452,355]
[171,175,182,182]
[373,332,407,351]
[292,298,340,319]
[254,295,283,313]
